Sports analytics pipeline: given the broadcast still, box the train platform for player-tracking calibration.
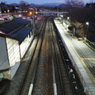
[54,19,95,95]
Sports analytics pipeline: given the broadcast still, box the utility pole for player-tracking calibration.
[0,7,2,18]
[32,9,35,36]
[86,22,89,39]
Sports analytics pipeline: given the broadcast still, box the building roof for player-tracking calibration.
[14,18,29,25]
[0,18,30,34]
[0,20,22,34]
[0,18,33,44]
[10,26,32,44]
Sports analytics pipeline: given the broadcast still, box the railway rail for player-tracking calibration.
[2,16,46,95]
[55,28,85,95]
[31,17,54,95]
[51,19,85,95]
[18,16,48,95]
[2,16,85,95]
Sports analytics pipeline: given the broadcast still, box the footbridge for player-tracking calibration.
[38,11,68,16]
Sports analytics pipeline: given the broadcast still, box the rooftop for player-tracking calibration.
[0,18,29,34]
[0,17,32,44]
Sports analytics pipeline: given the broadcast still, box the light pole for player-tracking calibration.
[86,22,89,26]
[73,26,76,36]
[32,9,35,35]
[67,17,70,20]
[0,7,2,18]
[86,22,89,39]
[67,16,70,25]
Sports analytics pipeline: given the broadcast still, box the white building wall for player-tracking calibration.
[20,38,28,58]
[6,37,20,66]
[6,37,20,78]
[20,33,33,58]
[0,37,9,70]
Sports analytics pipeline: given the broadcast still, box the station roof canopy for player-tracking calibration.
[13,18,29,25]
[10,26,32,44]
[0,17,30,34]
[0,17,33,44]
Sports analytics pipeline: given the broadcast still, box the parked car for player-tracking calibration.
[4,18,9,20]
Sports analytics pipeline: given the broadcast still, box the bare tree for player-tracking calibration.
[20,1,29,11]
[90,0,94,3]
[65,0,84,7]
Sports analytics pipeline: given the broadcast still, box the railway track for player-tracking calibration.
[17,17,48,95]
[54,23,85,95]
[51,20,75,95]
[30,17,85,95]
[3,16,85,95]
[3,16,46,95]
[31,17,54,95]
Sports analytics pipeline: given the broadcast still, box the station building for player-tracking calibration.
[0,18,33,80]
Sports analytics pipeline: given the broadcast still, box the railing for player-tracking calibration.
[85,38,95,49]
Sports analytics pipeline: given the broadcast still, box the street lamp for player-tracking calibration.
[32,9,35,35]
[86,22,89,39]
[86,22,89,26]
[7,10,10,12]
[67,17,70,20]
[66,17,70,27]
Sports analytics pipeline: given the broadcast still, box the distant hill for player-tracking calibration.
[30,3,40,7]
[10,3,19,6]
[30,3,63,7]
[10,3,66,7]
[59,3,84,8]
[39,3,62,7]
[9,3,84,8]
[58,3,67,8]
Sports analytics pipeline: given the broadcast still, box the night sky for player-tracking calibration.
[0,0,93,4]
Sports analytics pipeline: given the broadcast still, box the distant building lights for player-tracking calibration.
[19,14,22,17]
[29,12,32,15]
[7,10,10,12]
[35,11,38,14]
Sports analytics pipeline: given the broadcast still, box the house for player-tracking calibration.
[0,17,33,80]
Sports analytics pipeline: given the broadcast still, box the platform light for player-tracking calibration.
[67,17,70,20]
[86,22,89,25]
[85,22,89,39]
[19,14,22,17]
[7,10,10,12]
